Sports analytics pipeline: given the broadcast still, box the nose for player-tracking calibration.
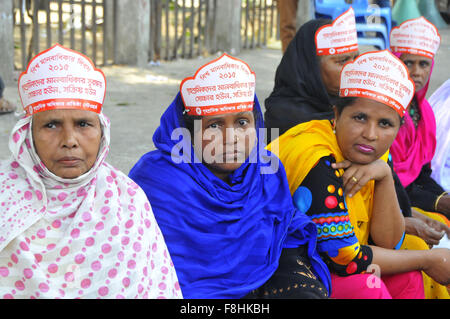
[224,127,239,145]
[61,126,78,148]
[409,63,421,79]
[363,122,378,141]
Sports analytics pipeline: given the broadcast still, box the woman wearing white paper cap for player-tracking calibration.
[265,8,360,143]
[389,17,450,299]
[129,53,332,299]
[390,17,450,227]
[268,50,450,298]
[266,7,424,270]
[0,44,181,299]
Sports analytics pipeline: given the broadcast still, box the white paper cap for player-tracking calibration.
[340,50,415,116]
[315,7,358,56]
[390,17,441,59]
[180,53,256,116]
[18,44,106,117]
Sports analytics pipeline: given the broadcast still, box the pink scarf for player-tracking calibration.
[390,54,437,187]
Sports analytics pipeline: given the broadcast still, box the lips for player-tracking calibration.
[220,151,246,163]
[355,144,375,154]
[57,156,82,166]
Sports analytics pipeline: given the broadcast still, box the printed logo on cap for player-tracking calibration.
[18,44,106,117]
[180,53,256,116]
[390,17,441,59]
[315,7,359,56]
[339,50,415,116]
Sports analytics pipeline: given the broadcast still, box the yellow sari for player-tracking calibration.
[268,119,449,299]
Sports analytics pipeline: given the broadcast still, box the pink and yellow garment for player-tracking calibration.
[0,44,181,299]
[390,20,449,298]
[389,58,437,188]
[389,17,441,188]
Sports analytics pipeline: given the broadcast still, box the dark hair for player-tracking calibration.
[334,96,358,115]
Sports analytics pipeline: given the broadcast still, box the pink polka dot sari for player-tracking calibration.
[0,113,181,299]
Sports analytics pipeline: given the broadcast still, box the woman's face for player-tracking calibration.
[400,53,432,92]
[196,111,257,180]
[334,98,401,165]
[319,51,359,96]
[32,109,102,179]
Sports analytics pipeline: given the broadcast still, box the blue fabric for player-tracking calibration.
[394,231,406,250]
[129,93,330,298]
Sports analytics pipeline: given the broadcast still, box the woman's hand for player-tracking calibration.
[413,208,450,235]
[422,248,450,286]
[405,216,446,247]
[436,194,450,219]
[332,159,391,198]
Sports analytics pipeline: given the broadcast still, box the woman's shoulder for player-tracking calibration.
[284,119,332,137]
[269,119,333,152]
[276,119,335,153]
[100,161,153,202]
[0,158,26,182]
[101,161,145,186]
[129,149,168,174]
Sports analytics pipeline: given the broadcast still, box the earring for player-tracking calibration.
[331,120,336,134]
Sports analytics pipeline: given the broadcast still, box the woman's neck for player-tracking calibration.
[215,172,230,184]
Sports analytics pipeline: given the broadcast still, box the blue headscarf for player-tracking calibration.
[129,93,330,298]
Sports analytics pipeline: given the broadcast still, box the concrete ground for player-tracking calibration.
[1,27,450,175]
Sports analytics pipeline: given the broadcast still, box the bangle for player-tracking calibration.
[434,191,448,211]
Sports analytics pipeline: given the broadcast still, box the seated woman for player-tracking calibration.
[390,17,450,222]
[264,7,359,142]
[0,45,181,299]
[429,79,450,191]
[129,54,331,299]
[264,8,444,258]
[268,50,450,298]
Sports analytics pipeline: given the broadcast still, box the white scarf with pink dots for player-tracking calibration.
[0,113,181,299]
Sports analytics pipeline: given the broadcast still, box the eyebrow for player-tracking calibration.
[332,53,354,60]
[73,117,96,122]
[350,110,397,122]
[403,59,430,63]
[39,116,98,124]
[203,115,224,124]
[204,112,252,122]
